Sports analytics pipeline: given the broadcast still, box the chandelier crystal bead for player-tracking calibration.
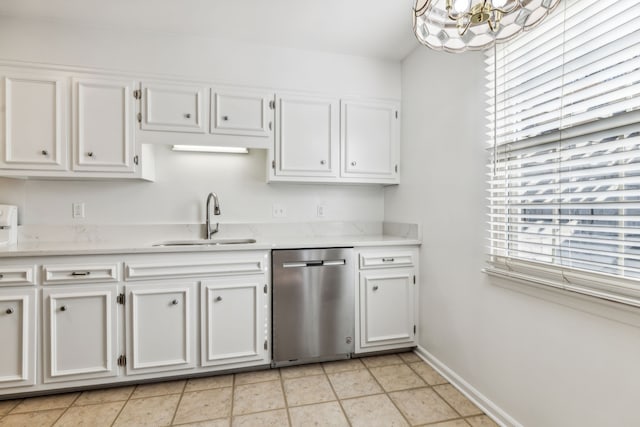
[413,0,561,53]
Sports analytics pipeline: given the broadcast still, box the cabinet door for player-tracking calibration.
[211,89,274,138]
[0,289,36,389]
[359,269,415,349]
[72,77,136,173]
[274,94,339,178]
[0,73,67,170]
[341,100,399,182]
[43,285,119,383]
[201,277,267,367]
[141,82,208,133]
[126,282,196,375]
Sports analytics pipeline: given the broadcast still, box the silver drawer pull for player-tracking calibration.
[215,296,222,302]
[372,285,379,291]
[323,260,346,266]
[6,308,14,314]
[381,258,395,262]
[71,271,91,276]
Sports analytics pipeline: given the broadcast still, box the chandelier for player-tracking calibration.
[413,0,561,53]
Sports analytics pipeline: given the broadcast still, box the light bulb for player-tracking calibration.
[453,0,471,14]
[492,0,508,8]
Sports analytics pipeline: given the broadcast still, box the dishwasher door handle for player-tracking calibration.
[282,259,346,268]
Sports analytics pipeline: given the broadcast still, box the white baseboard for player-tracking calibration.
[414,345,521,427]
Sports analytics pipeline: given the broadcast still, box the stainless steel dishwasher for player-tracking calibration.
[272,247,354,367]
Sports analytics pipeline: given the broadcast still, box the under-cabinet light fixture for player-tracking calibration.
[171,145,249,154]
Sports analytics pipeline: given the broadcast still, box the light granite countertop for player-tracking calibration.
[0,221,421,258]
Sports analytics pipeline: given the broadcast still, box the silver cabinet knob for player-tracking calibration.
[215,296,222,302]
[60,306,67,312]
[87,152,94,157]
[41,150,48,156]
[184,113,191,119]
[171,299,179,305]
[5,308,14,315]
[222,116,229,121]
[351,161,356,166]
[372,285,379,291]
[320,160,326,165]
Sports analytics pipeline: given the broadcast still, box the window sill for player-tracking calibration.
[484,258,640,309]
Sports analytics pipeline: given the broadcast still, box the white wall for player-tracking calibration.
[0,17,398,225]
[385,47,640,426]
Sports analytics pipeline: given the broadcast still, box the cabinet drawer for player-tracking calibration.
[359,251,414,269]
[42,264,120,285]
[125,259,265,281]
[0,265,36,286]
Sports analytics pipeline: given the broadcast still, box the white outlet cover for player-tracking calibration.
[272,204,287,217]
[72,202,85,219]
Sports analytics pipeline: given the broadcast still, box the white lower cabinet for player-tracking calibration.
[0,288,36,389]
[42,285,119,383]
[359,269,415,350]
[125,282,197,375]
[356,247,418,354]
[201,277,268,367]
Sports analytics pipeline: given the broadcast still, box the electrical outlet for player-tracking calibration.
[317,205,326,217]
[72,202,85,219]
[272,204,287,218]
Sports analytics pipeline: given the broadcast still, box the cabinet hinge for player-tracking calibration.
[137,112,142,123]
[133,89,142,100]
[395,164,398,173]
[413,275,416,284]
[413,325,416,334]
[117,293,126,305]
[395,110,398,119]
[269,100,275,110]
[117,355,126,366]
[264,284,268,294]
[133,155,139,165]
[264,340,268,351]
[271,160,276,170]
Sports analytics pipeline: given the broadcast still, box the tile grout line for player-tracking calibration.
[168,379,188,426]
[110,386,136,427]
[229,372,237,424]
[323,365,352,427]
[49,391,82,427]
[278,368,294,427]
[364,358,414,426]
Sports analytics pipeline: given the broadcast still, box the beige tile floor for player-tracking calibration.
[0,352,499,427]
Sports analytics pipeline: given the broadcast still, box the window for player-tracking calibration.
[486,0,640,306]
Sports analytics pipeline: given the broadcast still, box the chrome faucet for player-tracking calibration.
[206,192,221,239]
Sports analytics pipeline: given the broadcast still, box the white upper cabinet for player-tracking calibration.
[341,100,400,183]
[268,96,400,185]
[72,77,137,173]
[0,72,67,171]
[211,89,274,138]
[141,82,208,133]
[273,94,339,178]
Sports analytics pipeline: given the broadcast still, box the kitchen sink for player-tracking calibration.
[153,238,257,247]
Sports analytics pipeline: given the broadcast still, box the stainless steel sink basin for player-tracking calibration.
[153,238,257,247]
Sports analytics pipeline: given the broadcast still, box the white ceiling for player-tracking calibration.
[0,0,420,61]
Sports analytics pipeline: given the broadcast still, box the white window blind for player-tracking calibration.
[486,0,640,305]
